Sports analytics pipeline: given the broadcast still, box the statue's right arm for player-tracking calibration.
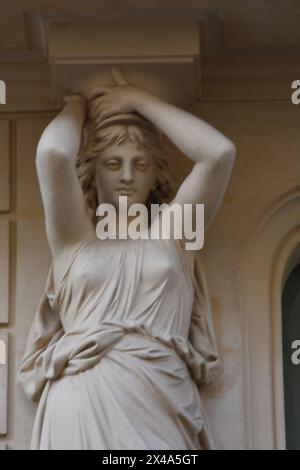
[36,96,95,260]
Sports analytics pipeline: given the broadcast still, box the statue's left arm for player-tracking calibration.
[88,70,236,231]
[134,95,236,230]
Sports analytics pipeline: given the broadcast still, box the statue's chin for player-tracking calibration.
[112,194,146,209]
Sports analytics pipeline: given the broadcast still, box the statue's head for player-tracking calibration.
[76,113,175,225]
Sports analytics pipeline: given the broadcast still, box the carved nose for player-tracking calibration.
[120,164,133,184]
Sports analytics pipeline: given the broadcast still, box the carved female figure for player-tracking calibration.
[18,69,236,450]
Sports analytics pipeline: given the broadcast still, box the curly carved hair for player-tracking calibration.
[76,121,176,226]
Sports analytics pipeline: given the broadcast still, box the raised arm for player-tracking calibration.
[88,69,236,232]
[36,95,95,259]
[133,95,236,231]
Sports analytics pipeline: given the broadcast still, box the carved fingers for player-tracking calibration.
[87,86,138,121]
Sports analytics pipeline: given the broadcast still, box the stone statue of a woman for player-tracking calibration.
[18,68,236,450]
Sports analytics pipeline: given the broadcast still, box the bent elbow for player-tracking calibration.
[205,142,236,177]
[219,140,236,161]
[225,141,236,160]
[213,141,236,169]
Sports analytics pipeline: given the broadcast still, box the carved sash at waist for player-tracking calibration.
[18,319,218,402]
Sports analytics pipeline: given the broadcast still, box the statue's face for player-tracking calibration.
[95,138,156,209]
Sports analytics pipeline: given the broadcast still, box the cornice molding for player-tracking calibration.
[0,10,299,111]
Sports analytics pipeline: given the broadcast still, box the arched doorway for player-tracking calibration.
[243,187,300,449]
[282,263,300,450]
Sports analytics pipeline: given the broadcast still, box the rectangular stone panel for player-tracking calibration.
[0,121,10,212]
[0,221,9,324]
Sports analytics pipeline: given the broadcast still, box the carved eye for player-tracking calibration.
[105,159,120,170]
[135,160,148,170]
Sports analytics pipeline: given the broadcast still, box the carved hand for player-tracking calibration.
[87,68,157,122]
